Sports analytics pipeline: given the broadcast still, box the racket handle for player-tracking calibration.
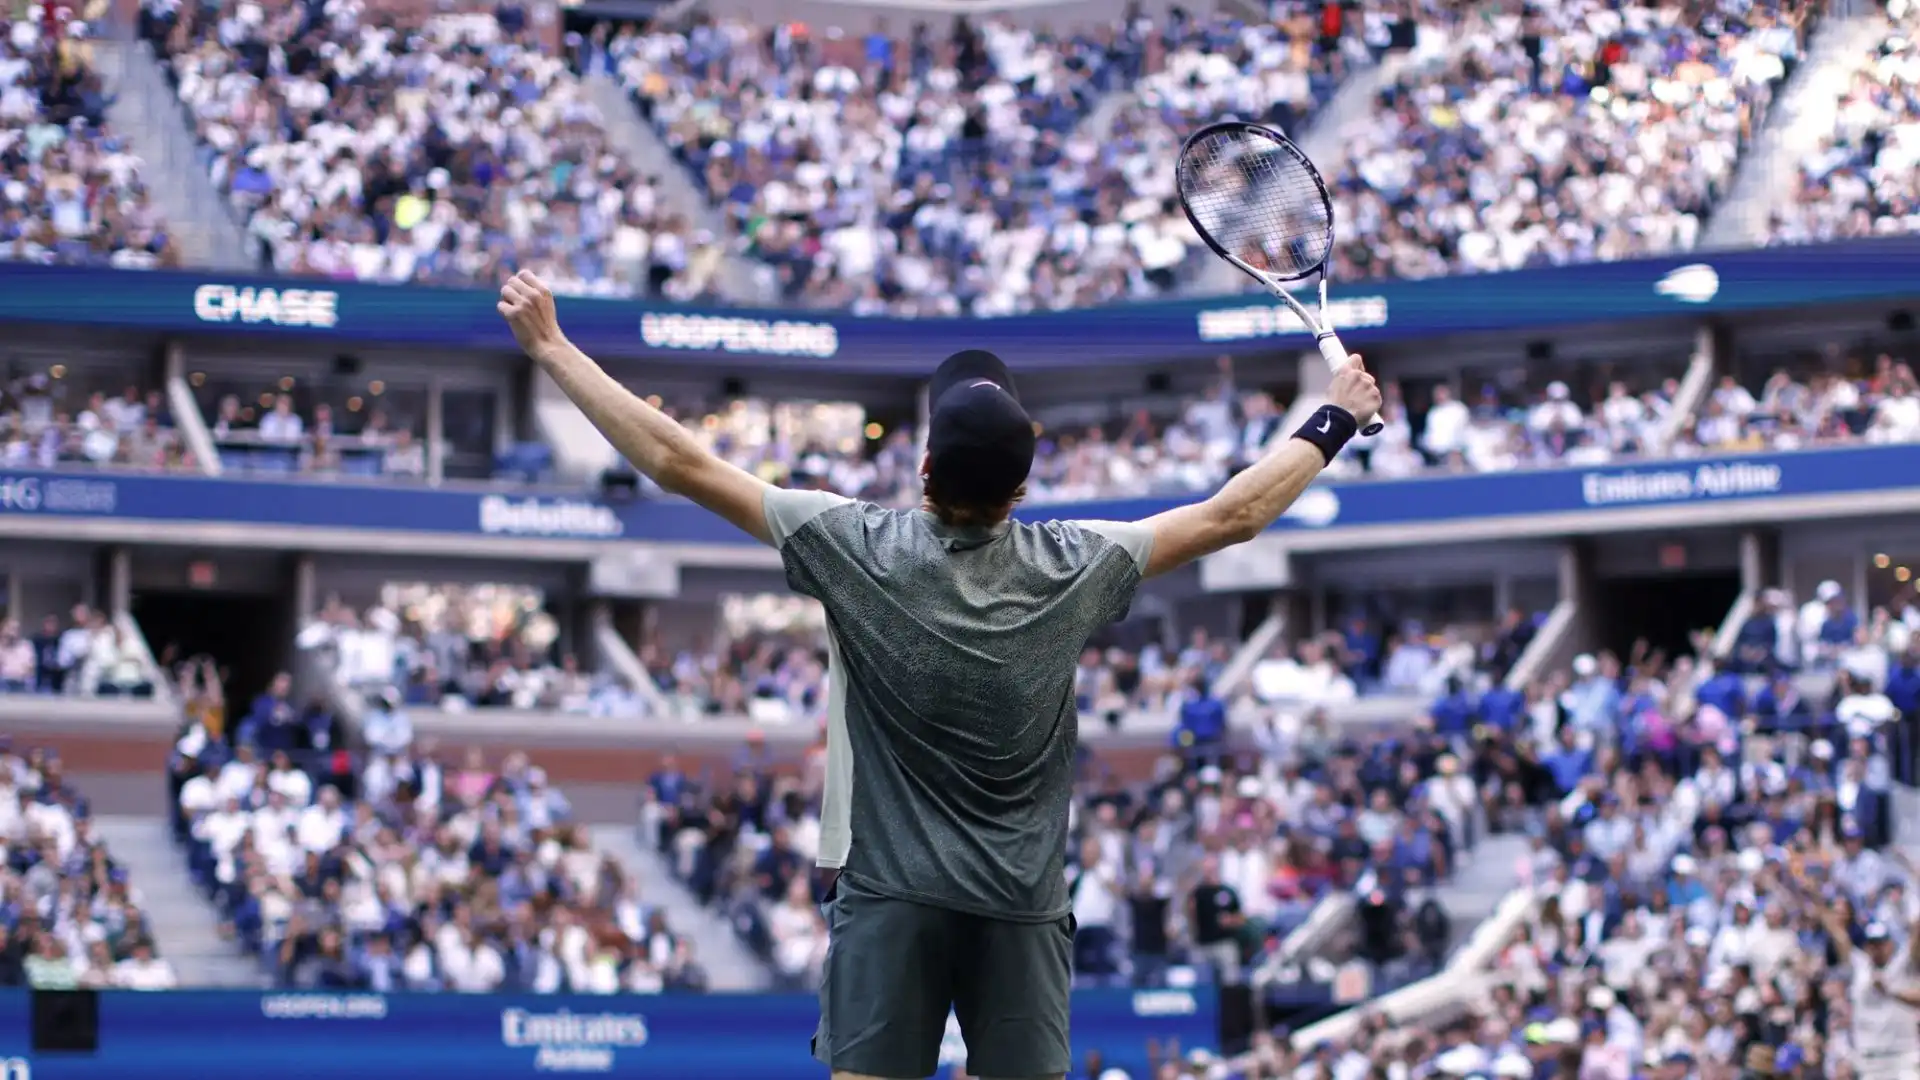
[1315,335,1384,437]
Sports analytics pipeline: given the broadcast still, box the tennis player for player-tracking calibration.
[498,270,1380,1080]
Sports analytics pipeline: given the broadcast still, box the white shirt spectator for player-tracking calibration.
[258,406,304,444]
[113,956,179,990]
[297,801,346,853]
[266,766,312,807]
[1070,859,1122,929]
[1421,392,1472,456]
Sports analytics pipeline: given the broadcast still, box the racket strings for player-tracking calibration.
[1177,128,1334,279]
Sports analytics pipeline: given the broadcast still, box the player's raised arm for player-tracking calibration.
[497,270,777,546]
[1137,359,1380,579]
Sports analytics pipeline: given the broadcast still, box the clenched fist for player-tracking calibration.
[498,269,565,361]
[1328,355,1382,426]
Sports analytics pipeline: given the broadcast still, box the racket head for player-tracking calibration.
[1176,121,1336,284]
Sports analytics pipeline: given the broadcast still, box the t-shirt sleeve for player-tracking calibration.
[762,487,853,549]
[1068,519,1155,573]
[1065,519,1155,626]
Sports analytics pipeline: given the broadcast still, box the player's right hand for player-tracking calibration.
[1329,355,1382,425]
[498,269,566,361]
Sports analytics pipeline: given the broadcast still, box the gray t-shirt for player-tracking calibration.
[764,488,1154,922]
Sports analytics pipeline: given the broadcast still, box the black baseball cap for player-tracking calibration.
[925,349,1036,507]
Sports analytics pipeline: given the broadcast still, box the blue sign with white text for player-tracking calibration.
[0,988,1216,1078]
[1,444,1917,548]
[0,239,1914,372]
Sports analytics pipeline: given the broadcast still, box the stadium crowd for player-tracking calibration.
[636,358,1696,509]
[1323,0,1814,283]
[600,12,1246,316]
[167,664,708,992]
[1768,0,1920,245]
[663,342,1920,507]
[640,593,1557,995]
[44,0,1913,311]
[1691,353,1920,452]
[205,390,427,479]
[1189,586,1920,1080]
[141,1,716,298]
[0,12,177,270]
[296,588,646,718]
[0,742,178,989]
[0,602,156,698]
[0,375,191,473]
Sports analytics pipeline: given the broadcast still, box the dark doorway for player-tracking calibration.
[1591,572,1742,660]
[131,591,290,708]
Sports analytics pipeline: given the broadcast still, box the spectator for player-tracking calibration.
[112,939,177,990]
[55,604,91,692]
[0,621,34,691]
[1125,861,1175,989]
[238,672,299,752]
[1172,672,1228,768]
[766,874,826,990]
[361,688,414,760]
[1070,835,1125,983]
[1190,855,1246,985]
[257,396,304,444]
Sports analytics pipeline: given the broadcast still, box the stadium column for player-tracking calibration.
[426,376,446,484]
[1738,530,1780,596]
[106,547,132,618]
[162,341,220,477]
[1555,540,1599,669]
[292,555,317,625]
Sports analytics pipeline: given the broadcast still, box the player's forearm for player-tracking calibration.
[530,338,707,491]
[1205,438,1326,543]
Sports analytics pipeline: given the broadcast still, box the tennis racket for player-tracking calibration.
[1176,120,1383,437]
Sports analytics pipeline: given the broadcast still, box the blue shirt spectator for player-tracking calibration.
[1479,683,1525,731]
[1429,681,1474,737]
[238,671,297,752]
[1543,729,1595,794]
[1174,676,1228,757]
[1561,655,1621,735]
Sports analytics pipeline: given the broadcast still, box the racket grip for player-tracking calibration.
[1316,335,1384,437]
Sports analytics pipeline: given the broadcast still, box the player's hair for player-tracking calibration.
[922,476,1026,528]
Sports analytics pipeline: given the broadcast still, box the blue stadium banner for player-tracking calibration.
[1050,442,1920,535]
[0,987,1217,1078]
[2,443,1919,545]
[0,239,1915,373]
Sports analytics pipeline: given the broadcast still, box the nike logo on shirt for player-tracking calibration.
[1316,418,1332,433]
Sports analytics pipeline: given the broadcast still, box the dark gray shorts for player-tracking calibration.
[811,872,1074,1079]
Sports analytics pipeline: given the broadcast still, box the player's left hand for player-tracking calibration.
[498,269,565,359]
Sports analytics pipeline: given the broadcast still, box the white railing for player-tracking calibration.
[115,610,175,706]
[590,605,673,716]
[1712,590,1757,660]
[1655,346,1716,455]
[1214,613,1287,700]
[1504,599,1577,691]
